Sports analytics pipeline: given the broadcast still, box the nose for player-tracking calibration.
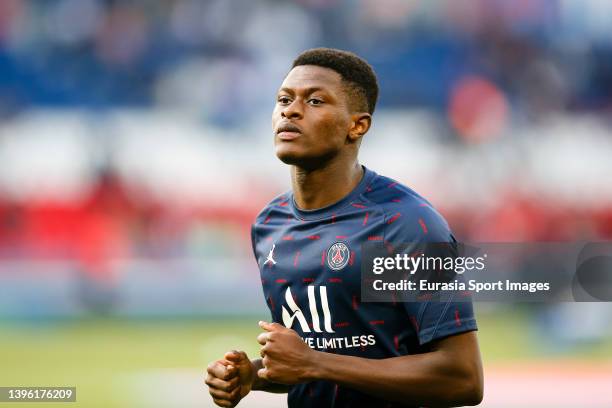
[281,99,303,120]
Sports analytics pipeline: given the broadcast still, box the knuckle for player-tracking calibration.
[208,360,223,374]
[229,387,240,401]
[212,398,229,408]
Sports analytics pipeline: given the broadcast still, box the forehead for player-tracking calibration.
[280,65,344,93]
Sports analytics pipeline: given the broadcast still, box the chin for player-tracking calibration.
[275,147,335,170]
[275,146,305,165]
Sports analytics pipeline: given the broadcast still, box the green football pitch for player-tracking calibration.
[1,309,611,407]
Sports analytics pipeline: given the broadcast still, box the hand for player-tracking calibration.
[205,351,255,407]
[257,321,318,384]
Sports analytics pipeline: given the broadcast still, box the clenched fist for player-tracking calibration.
[205,351,255,407]
[257,321,319,384]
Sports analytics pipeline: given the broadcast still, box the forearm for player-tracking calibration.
[250,358,292,393]
[311,349,482,406]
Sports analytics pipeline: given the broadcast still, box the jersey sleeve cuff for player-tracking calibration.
[418,318,478,345]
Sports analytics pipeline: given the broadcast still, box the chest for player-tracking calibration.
[255,215,389,324]
[256,214,384,281]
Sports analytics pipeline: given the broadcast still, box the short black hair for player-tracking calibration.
[292,48,379,115]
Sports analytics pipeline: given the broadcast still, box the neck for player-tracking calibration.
[291,158,364,210]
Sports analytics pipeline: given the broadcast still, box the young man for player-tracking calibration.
[205,48,483,408]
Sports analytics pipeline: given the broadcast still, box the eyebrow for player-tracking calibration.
[277,86,328,96]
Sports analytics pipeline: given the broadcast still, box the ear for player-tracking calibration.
[347,113,372,143]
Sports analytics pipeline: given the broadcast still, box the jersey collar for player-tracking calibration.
[289,165,376,221]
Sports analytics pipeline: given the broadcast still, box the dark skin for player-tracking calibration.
[205,65,484,407]
[273,65,370,210]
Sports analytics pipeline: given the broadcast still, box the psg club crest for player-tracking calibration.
[327,242,350,271]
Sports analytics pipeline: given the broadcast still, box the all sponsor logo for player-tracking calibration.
[281,286,334,333]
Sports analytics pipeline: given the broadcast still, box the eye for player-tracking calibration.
[277,96,291,105]
[308,98,323,105]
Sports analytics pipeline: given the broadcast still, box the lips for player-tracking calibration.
[276,123,302,140]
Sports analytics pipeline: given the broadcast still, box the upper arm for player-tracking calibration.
[382,201,479,345]
[427,331,484,398]
[427,330,481,364]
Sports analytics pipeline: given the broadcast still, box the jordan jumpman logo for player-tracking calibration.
[264,244,277,266]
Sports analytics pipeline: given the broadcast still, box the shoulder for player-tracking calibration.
[252,190,292,227]
[362,172,452,242]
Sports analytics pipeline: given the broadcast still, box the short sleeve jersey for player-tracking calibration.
[251,166,477,408]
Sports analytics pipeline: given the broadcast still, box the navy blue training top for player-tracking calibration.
[251,166,477,408]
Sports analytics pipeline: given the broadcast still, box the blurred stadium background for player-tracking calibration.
[0,0,611,407]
